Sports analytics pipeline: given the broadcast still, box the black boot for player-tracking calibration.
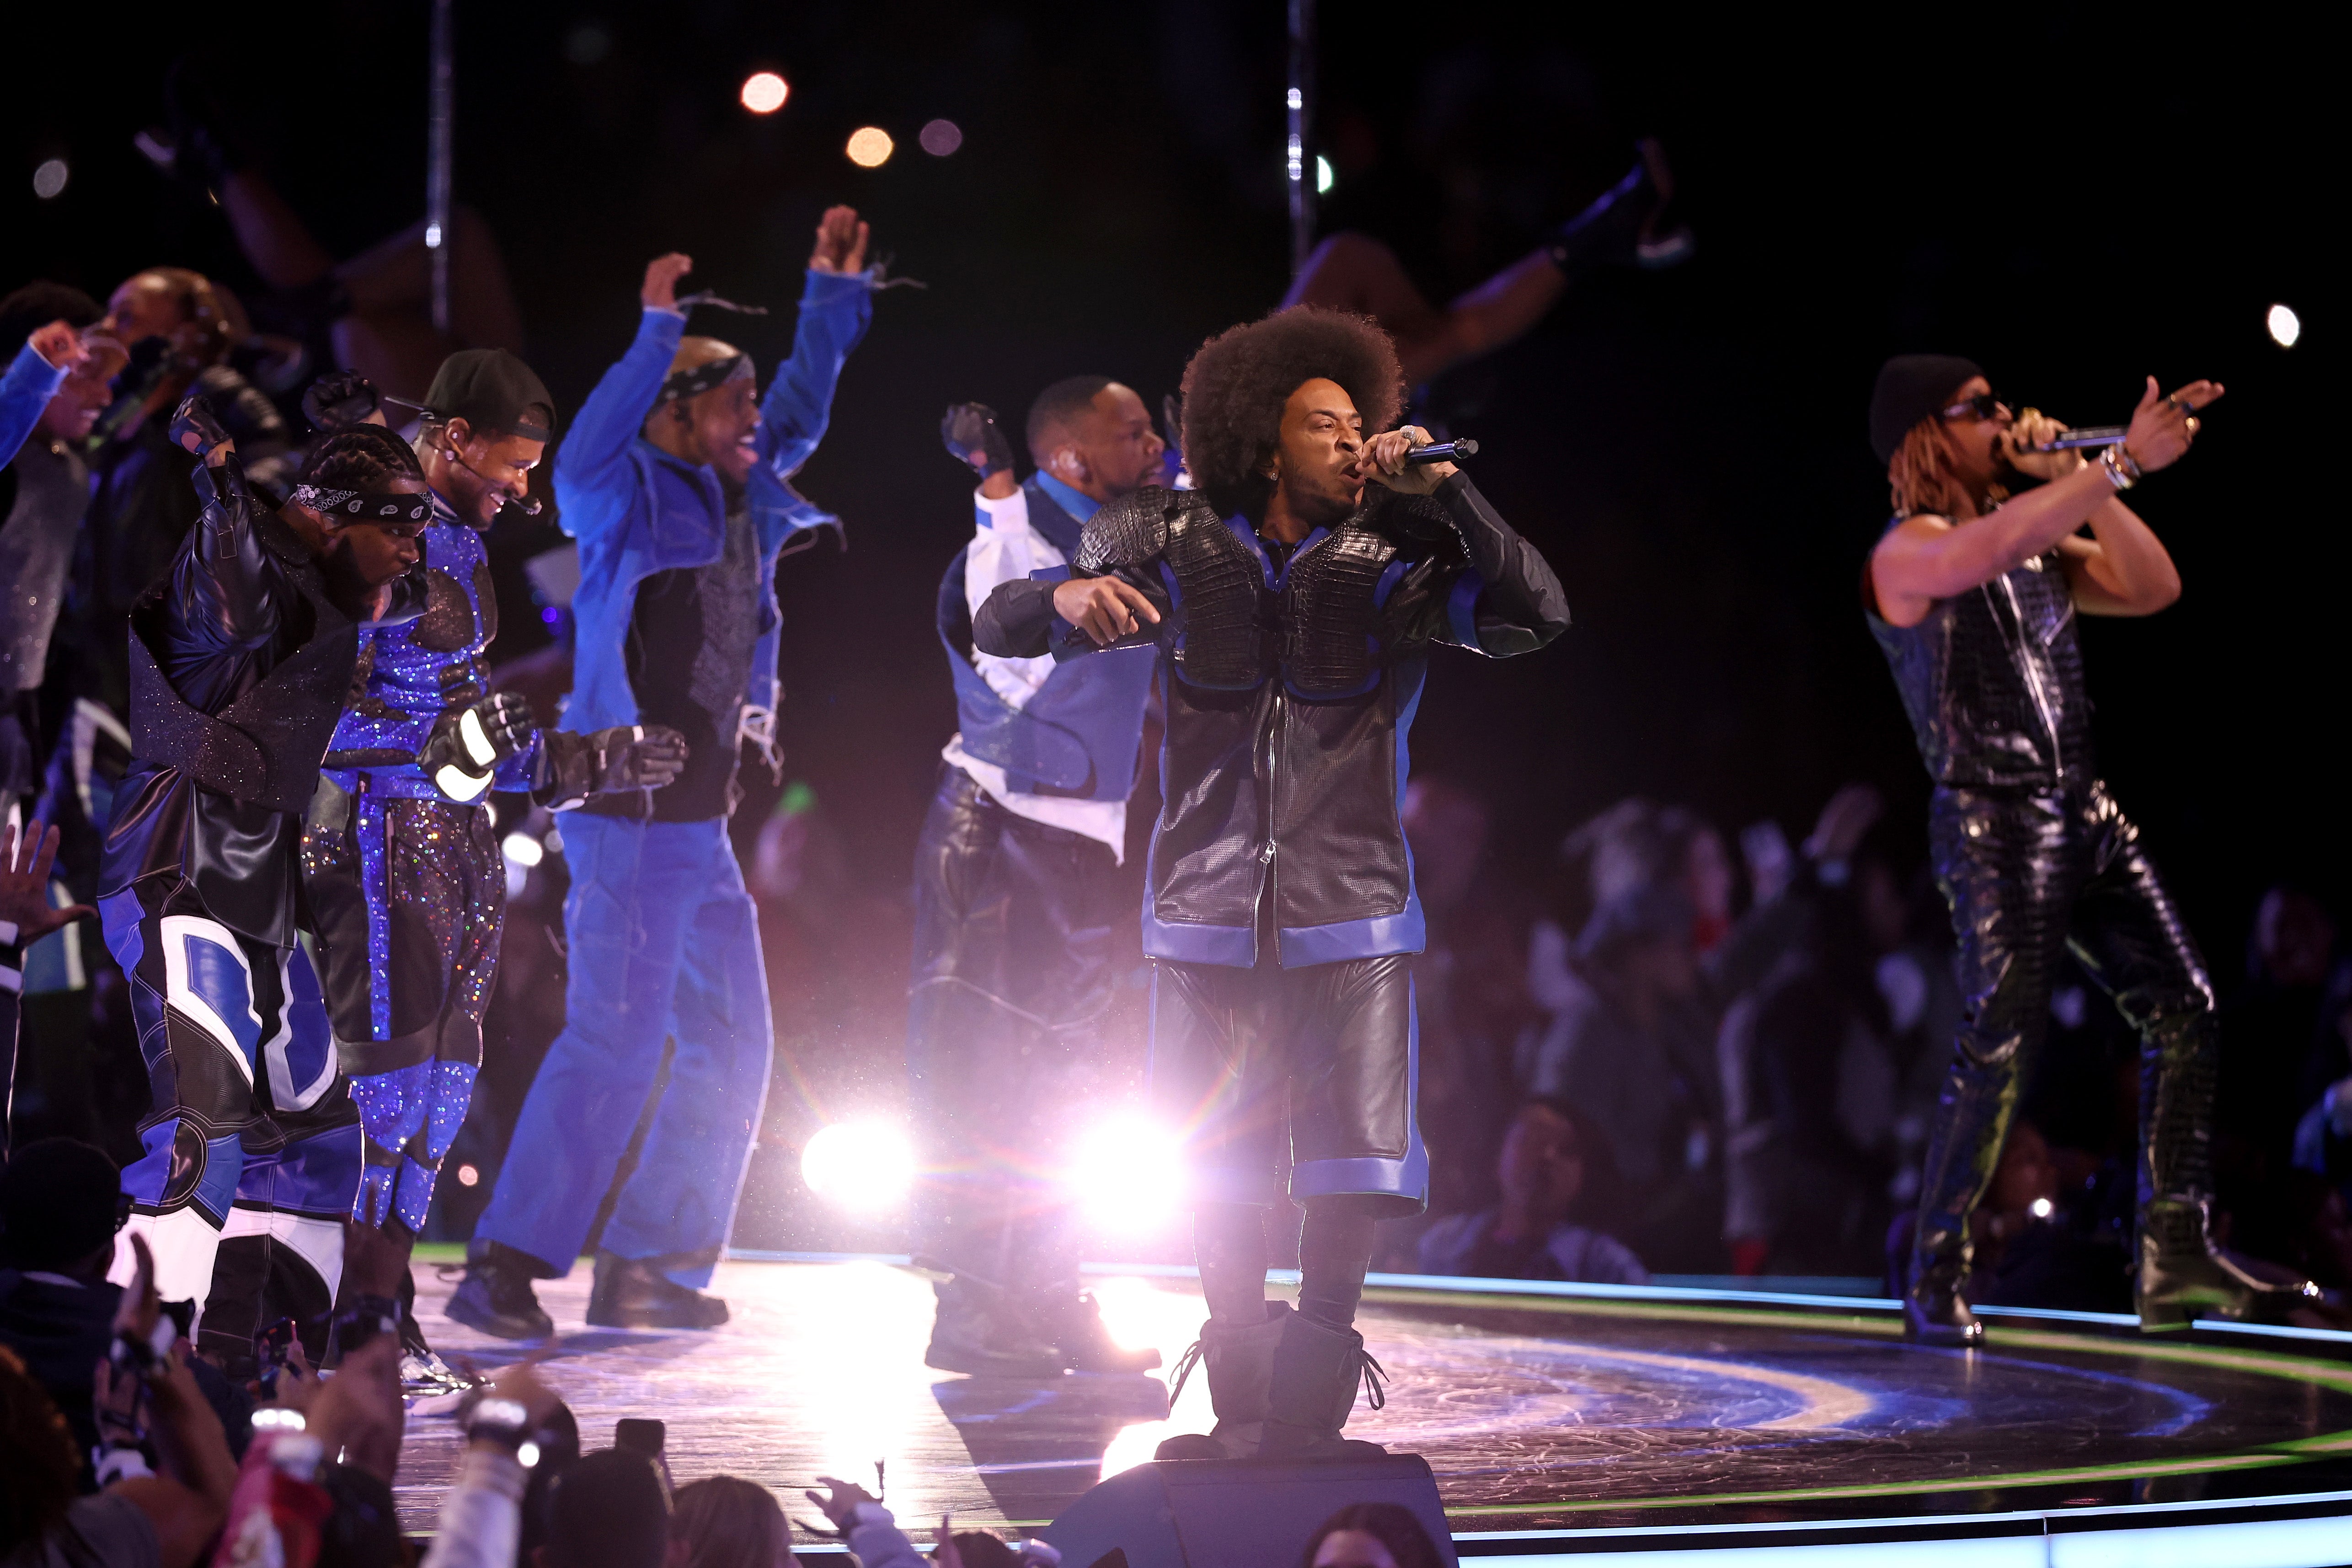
[586,1252,728,1330]
[1156,1303,1286,1461]
[1261,1307,1388,1459]
[924,1275,1063,1378]
[445,1240,556,1342]
[1904,1061,2014,1347]
[2136,1016,2320,1328]
[1044,1292,1161,1375]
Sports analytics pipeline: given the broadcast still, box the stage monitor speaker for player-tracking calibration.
[1045,1455,1458,1568]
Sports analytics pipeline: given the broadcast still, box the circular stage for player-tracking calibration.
[398,1258,2352,1563]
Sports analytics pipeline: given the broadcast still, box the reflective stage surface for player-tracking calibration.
[397,1259,2352,1555]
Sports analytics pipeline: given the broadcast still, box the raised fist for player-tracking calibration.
[941,402,1014,479]
[420,691,537,802]
[167,392,232,460]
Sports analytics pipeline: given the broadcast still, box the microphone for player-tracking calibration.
[2032,426,2127,452]
[449,450,544,515]
[1404,437,1480,466]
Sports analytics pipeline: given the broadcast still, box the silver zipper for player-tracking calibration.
[1989,570,2066,787]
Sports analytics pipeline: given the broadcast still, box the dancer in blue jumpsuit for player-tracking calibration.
[452,208,877,1337]
[294,358,685,1379]
[914,388,1165,1376]
[96,397,431,1364]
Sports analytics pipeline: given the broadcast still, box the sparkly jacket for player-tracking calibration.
[556,271,872,741]
[318,497,538,802]
[976,475,1568,968]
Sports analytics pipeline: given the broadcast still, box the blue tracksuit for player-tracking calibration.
[476,269,872,1282]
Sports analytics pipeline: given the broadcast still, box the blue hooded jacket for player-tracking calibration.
[555,269,872,737]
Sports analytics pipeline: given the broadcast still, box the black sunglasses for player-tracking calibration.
[1940,391,2006,423]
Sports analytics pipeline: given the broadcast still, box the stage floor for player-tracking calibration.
[396,1257,2352,1557]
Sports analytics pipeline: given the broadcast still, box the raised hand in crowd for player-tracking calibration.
[2,820,95,943]
[808,205,870,275]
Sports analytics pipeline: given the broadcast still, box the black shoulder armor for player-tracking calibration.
[1076,486,1197,573]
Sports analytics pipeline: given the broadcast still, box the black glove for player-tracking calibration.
[529,725,689,809]
[167,393,232,460]
[418,691,537,803]
[591,725,688,792]
[941,401,1015,480]
[302,370,382,433]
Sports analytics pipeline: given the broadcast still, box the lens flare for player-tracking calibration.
[919,119,963,156]
[1067,1114,1185,1231]
[802,1120,914,1210]
[740,72,789,114]
[846,127,895,167]
[2268,303,2301,348]
[33,159,68,200]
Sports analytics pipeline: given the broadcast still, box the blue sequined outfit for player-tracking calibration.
[300,502,526,1235]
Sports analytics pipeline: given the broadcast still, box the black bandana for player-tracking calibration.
[292,484,433,524]
[656,353,754,407]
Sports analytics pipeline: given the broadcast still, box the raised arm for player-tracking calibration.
[1870,378,2213,627]
[165,396,283,654]
[0,326,77,466]
[552,255,692,505]
[1362,428,1569,656]
[757,207,876,481]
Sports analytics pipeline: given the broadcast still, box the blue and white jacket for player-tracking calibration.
[555,269,872,743]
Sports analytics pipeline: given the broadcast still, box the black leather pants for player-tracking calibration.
[1912,781,2216,1283]
[905,765,1122,1293]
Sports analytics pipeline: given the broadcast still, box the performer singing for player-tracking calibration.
[912,386,1164,1377]
[975,308,1568,1456]
[451,209,877,1338]
[1866,356,2316,1342]
[96,399,428,1356]
[296,357,685,1383]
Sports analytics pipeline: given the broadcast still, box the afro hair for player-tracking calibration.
[1179,306,1404,518]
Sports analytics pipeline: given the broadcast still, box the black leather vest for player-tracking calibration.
[1870,541,2096,790]
[127,514,358,816]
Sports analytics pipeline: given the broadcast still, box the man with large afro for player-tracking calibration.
[975,305,1569,1458]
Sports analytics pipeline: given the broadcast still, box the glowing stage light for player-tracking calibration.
[802,1120,914,1210]
[846,127,894,168]
[1067,1114,1185,1231]
[2268,303,2301,348]
[516,1441,541,1468]
[919,119,963,156]
[741,72,789,114]
[456,1163,481,1188]
[33,159,68,200]
[501,832,545,869]
[1315,155,1333,195]
[2028,1197,2054,1219]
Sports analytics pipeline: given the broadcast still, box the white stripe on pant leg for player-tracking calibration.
[110,1210,228,1323]
[220,1205,347,1309]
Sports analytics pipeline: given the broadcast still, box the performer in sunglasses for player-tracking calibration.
[976,307,1567,1456]
[1865,356,2317,1342]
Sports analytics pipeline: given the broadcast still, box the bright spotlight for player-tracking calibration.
[2028,1197,2054,1220]
[501,832,545,869]
[919,119,963,156]
[456,1163,480,1188]
[741,72,789,114]
[1068,1114,1185,1231]
[33,159,69,200]
[2268,302,2301,349]
[1315,155,1334,195]
[845,127,894,168]
[802,1120,914,1211]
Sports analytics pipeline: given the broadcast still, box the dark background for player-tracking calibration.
[7,2,2335,1236]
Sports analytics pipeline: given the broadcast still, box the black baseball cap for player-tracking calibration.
[422,348,556,443]
[1869,353,1983,465]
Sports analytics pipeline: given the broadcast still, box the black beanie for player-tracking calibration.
[0,1138,121,1269]
[1869,354,1983,465]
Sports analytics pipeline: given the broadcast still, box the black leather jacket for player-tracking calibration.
[99,456,412,946]
[976,473,1567,967]
[1868,539,2095,792]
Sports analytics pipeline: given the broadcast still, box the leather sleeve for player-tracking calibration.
[1428,472,1569,655]
[178,455,283,654]
[973,576,1058,659]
